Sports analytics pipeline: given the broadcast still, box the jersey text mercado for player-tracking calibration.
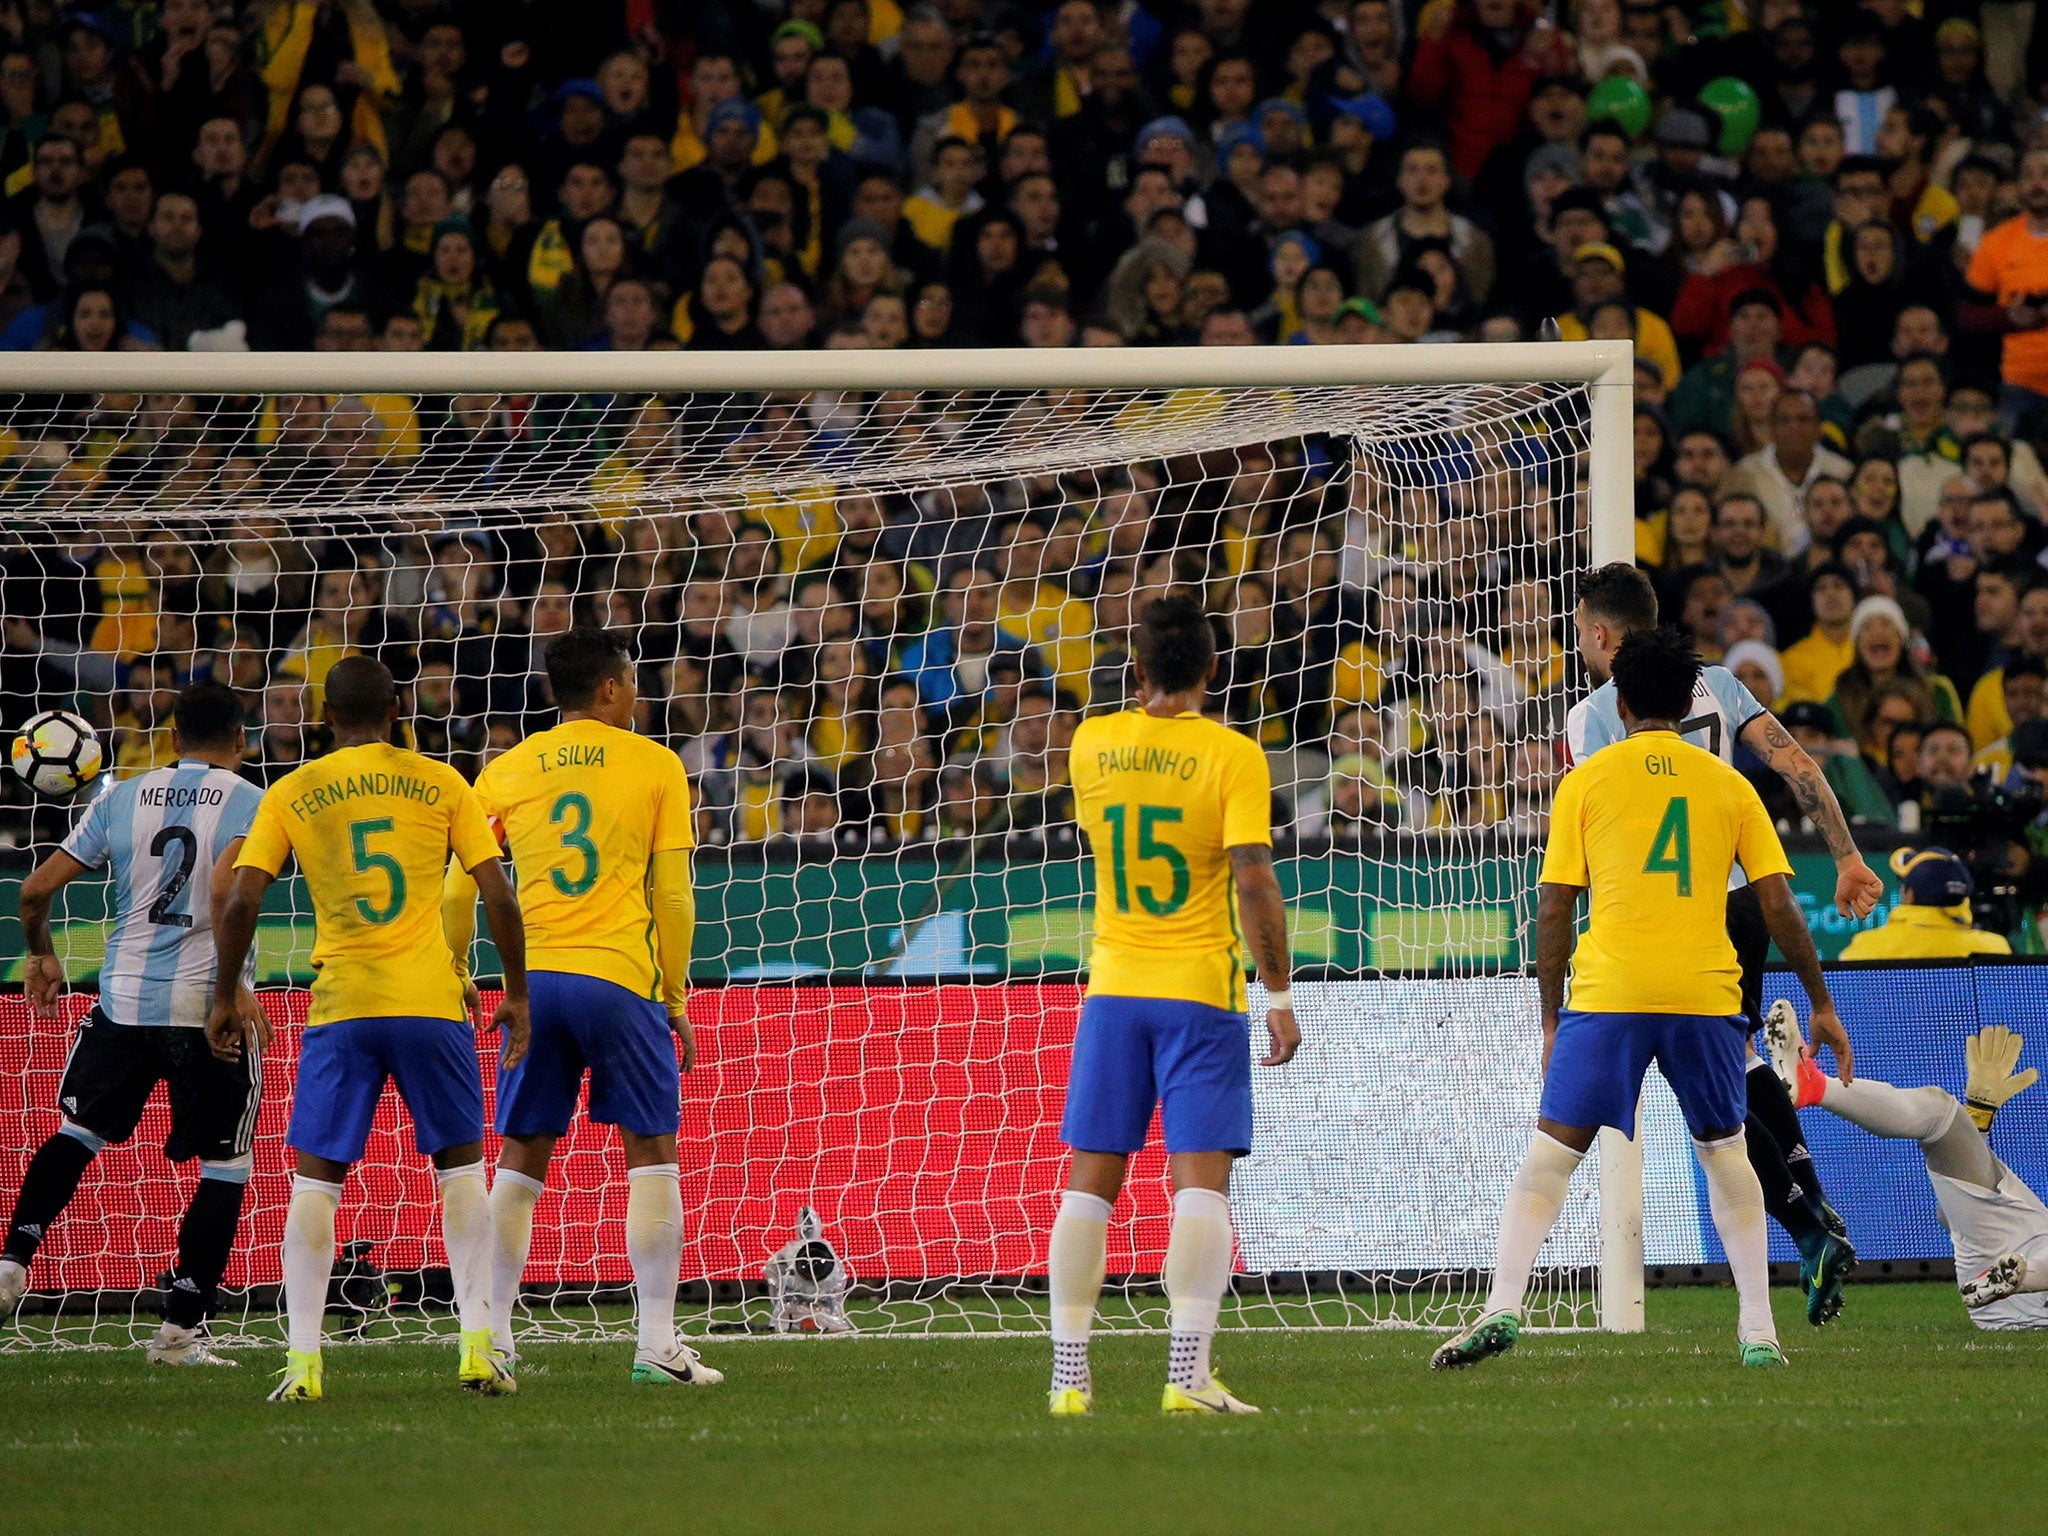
[1070,709,1271,1014]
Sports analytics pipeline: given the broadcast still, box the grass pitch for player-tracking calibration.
[3,1284,2043,1536]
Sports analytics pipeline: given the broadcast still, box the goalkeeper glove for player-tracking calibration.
[1965,1025,2038,1133]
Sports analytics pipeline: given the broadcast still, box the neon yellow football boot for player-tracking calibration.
[459,1327,518,1395]
[267,1347,323,1403]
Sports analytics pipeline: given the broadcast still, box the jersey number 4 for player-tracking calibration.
[1643,796,1694,897]
[1102,803,1190,916]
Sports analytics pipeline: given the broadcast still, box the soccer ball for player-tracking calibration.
[9,709,105,797]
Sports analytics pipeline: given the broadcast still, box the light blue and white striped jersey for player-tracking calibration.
[60,761,264,1028]
[1565,663,1770,887]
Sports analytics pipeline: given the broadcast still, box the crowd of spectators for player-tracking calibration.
[5,0,2048,879]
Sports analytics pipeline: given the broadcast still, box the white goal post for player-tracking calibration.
[0,339,1644,1345]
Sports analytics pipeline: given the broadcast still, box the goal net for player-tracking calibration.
[0,342,1639,1349]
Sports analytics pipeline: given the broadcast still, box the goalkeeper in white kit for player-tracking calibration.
[1767,1007,2048,1329]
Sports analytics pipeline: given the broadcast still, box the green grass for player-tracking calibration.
[2,1284,2043,1536]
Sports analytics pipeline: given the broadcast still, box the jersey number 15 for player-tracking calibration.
[1101,803,1190,916]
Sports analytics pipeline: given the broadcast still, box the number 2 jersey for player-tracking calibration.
[61,761,264,1028]
[472,718,695,1001]
[238,742,500,1026]
[1069,709,1271,1013]
[1539,731,1791,1016]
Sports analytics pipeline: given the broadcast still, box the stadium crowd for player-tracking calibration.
[4,0,2048,889]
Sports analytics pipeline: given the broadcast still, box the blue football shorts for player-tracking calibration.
[287,1015,484,1163]
[1539,1009,1748,1139]
[495,970,682,1139]
[1060,993,1254,1156]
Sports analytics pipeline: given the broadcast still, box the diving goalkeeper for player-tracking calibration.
[1767,1016,2048,1329]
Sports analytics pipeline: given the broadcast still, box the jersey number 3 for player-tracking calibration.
[1102,803,1190,916]
[1643,796,1694,897]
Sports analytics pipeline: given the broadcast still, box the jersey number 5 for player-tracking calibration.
[349,817,407,924]
[1102,803,1190,916]
[1643,796,1694,897]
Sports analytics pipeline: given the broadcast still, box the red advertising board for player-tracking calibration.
[0,986,1178,1290]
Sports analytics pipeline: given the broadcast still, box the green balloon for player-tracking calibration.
[1587,76,1652,141]
[1699,76,1761,157]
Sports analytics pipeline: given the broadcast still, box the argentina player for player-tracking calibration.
[1567,564,1884,1324]
[1,683,268,1364]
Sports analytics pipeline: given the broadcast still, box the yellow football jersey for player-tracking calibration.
[472,718,694,1000]
[1070,709,1272,1012]
[1540,731,1792,1016]
[238,742,500,1026]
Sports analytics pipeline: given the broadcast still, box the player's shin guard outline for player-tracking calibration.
[282,1175,343,1355]
[626,1164,684,1357]
[1163,1187,1233,1390]
[1695,1131,1776,1344]
[435,1161,492,1337]
[1485,1132,1583,1317]
[489,1169,544,1356]
[1048,1189,1111,1393]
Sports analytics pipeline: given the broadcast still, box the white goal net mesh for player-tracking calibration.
[0,362,1608,1348]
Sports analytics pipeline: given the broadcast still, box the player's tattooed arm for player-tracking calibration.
[1740,712,1884,918]
[1535,882,1581,1072]
[1230,844,1299,1065]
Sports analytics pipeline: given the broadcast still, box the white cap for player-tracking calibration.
[1849,594,1908,644]
[1722,639,1784,701]
[295,194,357,234]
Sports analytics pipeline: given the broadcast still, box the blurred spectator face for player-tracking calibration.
[1721,601,1771,649]
[900,15,954,82]
[1712,497,1767,562]
[999,131,1053,183]
[1582,130,1630,192]
[560,92,607,147]
[1681,571,1731,647]
[1571,252,1624,309]
[1893,305,1945,358]
[1877,704,1920,768]
[772,32,815,92]
[620,135,668,193]
[1968,496,2027,559]
[1894,357,1945,424]
[2021,148,2048,219]
[486,166,531,228]
[853,176,904,229]
[530,586,575,638]
[1020,297,1073,347]
[296,84,343,145]
[106,164,153,232]
[1747,127,1796,184]
[759,282,816,346]
[1947,387,1996,439]
[957,41,1009,102]
[342,146,385,203]
[34,135,81,199]
[63,25,112,88]
[69,290,117,350]
[1788,344,1836,399]
[1978,571,2022,638]
[1771,391,1821,458]
[1733,654,1778,707]
[600,50,649,116]
[581,217,627,280]
[1257,165,1303,229]
[1182,270,1230,329]
[1676,431,1731,490]
[415,663,456,719]
[420,22,465,79]
[432,229,476,286]
[194,118,245,181]
[262,681,306,739]
[1921,726,1972,788]
[1381,286,1434,342]
[1397,148,1449,213]
[1855,614,1904,672]
[2019,586,2048,653]
[1963,437,2011,491]
[1728,300,1781,361]
[605,281,658,348]
[1735,365,1781,437]
[1208,57,1256,120]
[1012,175,1060,241]
[381,314,424,351]
[1200,307,1257,346]
[1666,487,1713,552]
[1850,458,1898,520]
[864,292,909,347]
[316,308,375,351]
[1811,571,1856,627]
[490,315,541,350]
[807,55,855,112]
[150,193,202,259]
[932,141,982,201]
[977,219,1019,275]
[2005,667,2045,725]
[1798,118,1844,180]
[560,164,614,221]
[400,172,451,229]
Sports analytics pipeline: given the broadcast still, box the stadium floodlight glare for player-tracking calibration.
[0,340,1641,1348]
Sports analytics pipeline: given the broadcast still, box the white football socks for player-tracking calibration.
[435,1161,491,1336]
[1047,1189,1110,1392]
[626,1164,683,1357]
[488,1169,544,1356]
[282,1174,342,1355]
[1695,1131,1775,1344]
[1163,1187,1233,1391]
[1821,1077,1960,1143]
[1484,1132,1583,1316]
